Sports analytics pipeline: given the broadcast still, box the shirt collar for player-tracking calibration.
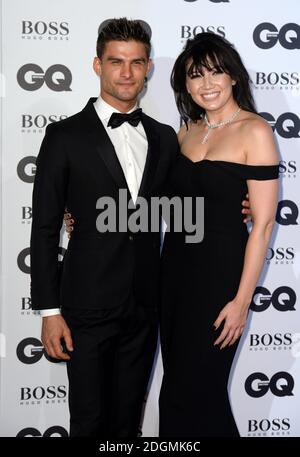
[94,96,139,122]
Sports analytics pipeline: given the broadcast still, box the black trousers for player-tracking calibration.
[62,295,158,437]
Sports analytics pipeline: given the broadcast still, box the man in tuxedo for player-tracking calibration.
[30,18,178,437]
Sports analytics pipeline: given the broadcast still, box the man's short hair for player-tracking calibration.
[97,17,151,59]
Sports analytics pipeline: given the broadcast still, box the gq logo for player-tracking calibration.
[259,112,300,138]
[250,286,296,312]
[253,23,300,49]
[245,372,294,398]
[16,426,68,437]
[16,337,61,364]
[17,64,72,91]
[276,200,298,226]
[17,246,66,274]
[17,156,36,183]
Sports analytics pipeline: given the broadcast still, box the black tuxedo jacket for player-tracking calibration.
[30,98,179,310]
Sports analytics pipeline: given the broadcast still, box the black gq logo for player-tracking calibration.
[16,426,68,437]
[259,112,300,138]
[17,246,66,274]
[276,200,298,225]
[253,23,300,49]
[17,64,72,91]
[250,286,296,312]
[16,337,61,364]
[245,372,294,398]
[17,156,36,183]
[17,247,31,274]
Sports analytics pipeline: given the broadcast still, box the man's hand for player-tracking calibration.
[242,193,252,223]
[42,315,73,360]
[64,209,74,238]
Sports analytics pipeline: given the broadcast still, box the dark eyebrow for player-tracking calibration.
[106,56,147,63]
[106,56,123,61]
[132,58,147,63]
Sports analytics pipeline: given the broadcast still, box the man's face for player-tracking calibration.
[94,40,151,110]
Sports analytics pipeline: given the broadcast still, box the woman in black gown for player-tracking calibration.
[159,33,279,437]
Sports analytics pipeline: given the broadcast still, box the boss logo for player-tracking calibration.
[266,247,294,263]
[248,418,290,433]
[21,297,32,313]
[22,114,67,131]
[16,426,68,437]
[254,71,299,87]
[16,337,61,364]
[20,297,39,316]
[21,206,32,223]
[250,286,296,312]
[249,332,292,348]
[245,372,294,398]
[276,200,298,226]
[279,161,297,177]
[253,22,300,49]
[22,21,69,37]
[17,64,72,91]
[20,385,67,401]
[180,25,225,39]
[259,112,300,138]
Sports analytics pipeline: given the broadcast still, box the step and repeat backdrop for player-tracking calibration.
[0,0,299,437]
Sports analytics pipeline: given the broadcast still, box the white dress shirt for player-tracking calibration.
[40,97,148,317]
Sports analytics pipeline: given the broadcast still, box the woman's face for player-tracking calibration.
[185,59,236,113]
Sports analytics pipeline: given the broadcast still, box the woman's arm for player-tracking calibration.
[214,119,279,349]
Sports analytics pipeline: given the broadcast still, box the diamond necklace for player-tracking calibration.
[201,107,241,144]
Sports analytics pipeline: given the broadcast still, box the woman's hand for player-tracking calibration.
[213,299,249,349]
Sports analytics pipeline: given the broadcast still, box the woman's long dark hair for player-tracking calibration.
[171,32,257,124]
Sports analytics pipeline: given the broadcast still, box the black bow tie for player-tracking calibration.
[108,108,142,129]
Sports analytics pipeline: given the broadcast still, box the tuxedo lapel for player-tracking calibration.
[82,98,128,190]
[139,114,160,198]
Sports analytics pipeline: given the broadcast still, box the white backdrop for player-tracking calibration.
[0,0,299,437]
